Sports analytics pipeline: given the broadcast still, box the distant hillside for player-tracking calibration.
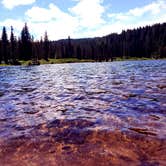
[53,23,166,61]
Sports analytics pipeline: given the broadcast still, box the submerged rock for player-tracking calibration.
[157,84,166,89]
[129,127,157,136]
[0,91,4,97]
[23,107,39,114]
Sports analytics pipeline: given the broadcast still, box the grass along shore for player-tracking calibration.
[0,57,165,66]
[0,58,95,66]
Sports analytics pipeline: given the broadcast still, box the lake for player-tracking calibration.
[0,60,166,165]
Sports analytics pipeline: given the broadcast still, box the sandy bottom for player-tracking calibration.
[0,119,165,166]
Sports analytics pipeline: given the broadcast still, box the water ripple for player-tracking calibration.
[0,60,166,141]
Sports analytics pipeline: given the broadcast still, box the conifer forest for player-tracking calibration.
[0,22,166,65]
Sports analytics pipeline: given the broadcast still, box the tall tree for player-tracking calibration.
[1,26,9,64]
[43,31,49,61]
[64,36,74,58]
[20,23,32,60]
[76,45,81,59]
[10,26,17,64]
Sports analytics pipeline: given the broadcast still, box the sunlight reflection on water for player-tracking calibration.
[0,60,166,165]
[0,60,166,139]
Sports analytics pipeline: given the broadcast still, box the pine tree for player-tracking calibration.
[67,36,73,58]
[43,31,49,61]
[10,26,17,64]
[1,26,9,64]
[39,37,43,60]
[60,42,65,58]
[20,23,32,60]
[76,45,81,59]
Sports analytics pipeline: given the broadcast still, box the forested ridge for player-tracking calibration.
[0,22,166,65]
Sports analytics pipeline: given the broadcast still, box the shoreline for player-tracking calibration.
[0,58,165,67]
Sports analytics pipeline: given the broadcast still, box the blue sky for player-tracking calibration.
[0,0,165,40]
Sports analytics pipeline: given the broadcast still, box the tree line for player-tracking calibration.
[0,23,50,65]
[0,22,166,64]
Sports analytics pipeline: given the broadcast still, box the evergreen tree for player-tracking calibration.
[43,31,49,61]
[60,42,65,58]
[1,26,9,64]
[39,37,43,60]
[0,22,165,63]
[67,36,72,57]
[20,23,32,60]
[76,45,81,59]
[10,26,17,64]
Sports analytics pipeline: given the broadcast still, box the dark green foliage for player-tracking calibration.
[43,31,49,61]
[66,36,74,58]
[160,47,166,58]
[9,26,18,64]
[20,23,32,60]
[0,22,165,64]
[1,27,9,64]
[76,45,81,59]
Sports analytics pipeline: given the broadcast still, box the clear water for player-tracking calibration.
[0,60,166,165]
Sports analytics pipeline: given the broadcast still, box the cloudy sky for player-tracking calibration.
[0,0,166,40]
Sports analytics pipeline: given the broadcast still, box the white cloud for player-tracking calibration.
[69,0,105,28]
[25,3,79,40]
[108,0,166,21]
[129,0,165,16]
[2,0,36,9]
[73,0,166,38]
[25,3,77,24]
[24,0,106,39]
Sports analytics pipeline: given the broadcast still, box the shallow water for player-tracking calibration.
[0,60,166,165]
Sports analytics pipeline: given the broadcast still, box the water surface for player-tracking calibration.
[0,60,166,165]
